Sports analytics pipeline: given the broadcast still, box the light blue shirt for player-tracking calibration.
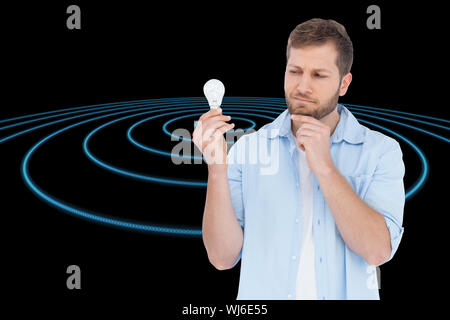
[227,103,405,300]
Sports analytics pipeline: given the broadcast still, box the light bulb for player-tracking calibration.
[203,79,225,109]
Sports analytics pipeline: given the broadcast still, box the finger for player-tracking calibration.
[198,115,231,137]
[193,118,208,146]
[201,118,232,141]
[291,114,322,126]
[297,132,313,140]
[197,113,230,136]
[213,122,235,137]
[206,123,235,144]
[199,107,223,122]
[299,123,322,131]
[203,114,232,128]
[297,135,313,148]
[296,123,321,136]
[195,114,229,135]
[297,128,317,137]
[202,123,235,153]
[290,114,312,121]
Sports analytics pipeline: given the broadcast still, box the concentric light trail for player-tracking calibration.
[0,97,446,236]
[127,110,278,160]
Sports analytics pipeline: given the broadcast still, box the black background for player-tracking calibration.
[3,0,447,315]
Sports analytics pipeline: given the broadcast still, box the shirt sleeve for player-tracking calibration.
[363,137,406,264]
[227,138,245,267]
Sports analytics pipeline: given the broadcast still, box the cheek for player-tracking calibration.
[317,81,337,96]
[284,75,295,92]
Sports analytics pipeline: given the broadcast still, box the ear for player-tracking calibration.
[339,72,352,96]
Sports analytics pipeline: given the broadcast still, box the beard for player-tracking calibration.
[285,86,340,120]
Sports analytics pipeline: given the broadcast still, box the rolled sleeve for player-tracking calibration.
[363,138,405,264]
[227,140,246,267]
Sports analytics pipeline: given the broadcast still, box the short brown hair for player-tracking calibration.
[286,18,353,78]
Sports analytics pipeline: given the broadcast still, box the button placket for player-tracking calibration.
[289,146,302,299]
[313,175,326,300]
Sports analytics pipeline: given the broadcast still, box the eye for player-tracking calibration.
[315,74,326,78]
[289,70,298,74]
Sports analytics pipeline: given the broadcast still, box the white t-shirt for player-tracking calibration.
[295,148,318,300]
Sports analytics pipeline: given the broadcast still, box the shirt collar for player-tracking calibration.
[258,103,366,145]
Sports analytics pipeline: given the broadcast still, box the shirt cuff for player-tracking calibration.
[384,215,405,263]
[231,250,242,268]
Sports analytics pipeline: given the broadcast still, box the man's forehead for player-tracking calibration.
[287,44,338,71]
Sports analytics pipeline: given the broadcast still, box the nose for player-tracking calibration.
[296,74,313,96]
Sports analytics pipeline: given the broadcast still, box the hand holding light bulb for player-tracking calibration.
[193,79,234,168]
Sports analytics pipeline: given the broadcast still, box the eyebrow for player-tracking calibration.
[287,64,332,74]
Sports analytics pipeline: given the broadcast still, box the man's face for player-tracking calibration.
[284,42,343,120]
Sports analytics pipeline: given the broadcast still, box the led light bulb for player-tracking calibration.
[203,79,225,109]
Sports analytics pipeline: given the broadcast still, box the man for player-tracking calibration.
[193,18,405,300]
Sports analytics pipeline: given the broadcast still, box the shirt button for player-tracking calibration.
[317,219,320,225]
[322,296,326,300]
[320,257,322,263]
[317,185,320,190]
[292,255,297,260]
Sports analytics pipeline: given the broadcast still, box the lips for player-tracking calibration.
[293,96,313,103]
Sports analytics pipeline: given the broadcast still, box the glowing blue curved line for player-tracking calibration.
[0,100,157,130]
[235,98,450,124]
[357,119,428,199]
[21,161,202,236]
[20,104,278,236]
[19,99,431,236]
[0,97,284,130]
[21,101,428,192]
[344,103,450,124]
[352,111,449,143]
[233,98,450,125]
[20,106,222,236]
[346,106,449,131]
[161,113,257,142]
[227,97,450,124]
[127,111,277,160]
[13,99,434,190]
[101,109,430,199]
[3,96,448,130]
[86,109,277,180]
[0,97,204,124]
[0,96,283,125]
[0,101,284,144]
[92,108,428,199]
[1,102,181,143]
[0,98,162,124]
